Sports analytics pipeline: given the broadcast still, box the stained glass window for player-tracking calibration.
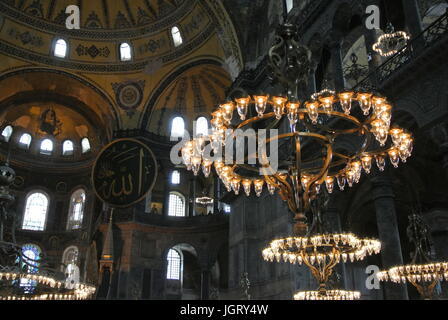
[168,192,185,217]
[166,249,182,280]
[18,244,41,293]
[67,189,86,230]
[22,192,49,231]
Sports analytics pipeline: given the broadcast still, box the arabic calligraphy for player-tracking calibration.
[92,139,157,208]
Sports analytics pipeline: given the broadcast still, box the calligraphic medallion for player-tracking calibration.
[92,138,157,208]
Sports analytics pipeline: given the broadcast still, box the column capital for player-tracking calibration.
[369,174,395,200]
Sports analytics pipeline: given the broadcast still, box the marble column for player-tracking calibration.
[401,0,425,51]
[326,203,348,289]
[307,62,317,97]
[188,174,197,216]
[423,209,448,298]
[163,171,171,217]
[363,24,382,87]
[370,173,409,300]
[329,41,346,91]
[213,176,220,214]
[201,268,211,300]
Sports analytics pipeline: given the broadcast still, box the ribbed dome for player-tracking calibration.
[3,0,185,30]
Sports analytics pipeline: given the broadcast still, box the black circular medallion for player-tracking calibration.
[92,138,158,208]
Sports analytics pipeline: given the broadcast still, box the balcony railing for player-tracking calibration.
[357,10,448,88]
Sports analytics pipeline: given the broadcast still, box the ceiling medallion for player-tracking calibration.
[372,23,410,57]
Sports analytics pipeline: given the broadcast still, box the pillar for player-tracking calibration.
[329,40,346,91]
[401,0,425,52]
[325,203,348,289]
[370,173,409,300]
[213,176,220,214]
[201,269,211,300]
[163,171,171,217]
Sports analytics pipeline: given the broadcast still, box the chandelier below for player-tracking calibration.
[294,289,361,301]
[377,213,448,299]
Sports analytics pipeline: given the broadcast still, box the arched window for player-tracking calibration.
[285,0,294,13]
[224,204,231,214]
[54,39,68,58]
[120,42,132,61]
[195,117,209,136]
[166,248,182,280]
[67,189,86,230]
[22,192,49,231]
[40,139,53,155]
[63,140,74,156]
[171,170,180,185]
[171,26,183,47]
[170,117,185,138]
[62,246,80,289]
[19,244,41,293]
[19,133,32,148]
[1,125,13,142]
[168,192,185,217]
[81,138,91,153]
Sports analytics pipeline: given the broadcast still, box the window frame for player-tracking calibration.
[81,137,91,154]
[170,26,184,48]
[1,125,13,142]
[22,191,50,232]
[52,38,69,58]
[170,116,185,139]
[119,42,133,62]
[66,189,86,230]
[62,140,75,156]
[195,116,209,137]
[168,192,186,217]
[166,248,183,281]
[171,170,181,185]
[40,138,54,155]
[18,133,32,149]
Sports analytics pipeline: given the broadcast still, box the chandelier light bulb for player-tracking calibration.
[338,91,354,114]
[325,176,334,194]
[376,155,386,171]
[357,92,373,115]
[272,96,287,120]
[287,102,300,125]
[305,101,319,124]
[253,95,269,117]
[235,97,250,120]
[254,179,264,197]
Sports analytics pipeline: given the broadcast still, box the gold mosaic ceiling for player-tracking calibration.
[2,0,186,29]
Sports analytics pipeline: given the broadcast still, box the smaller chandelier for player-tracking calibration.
[377,263,448,284]
[294,289,361,301]
[262,233,381,266]
[196,196,214,205]
[377,213,448,299]
[372,23,410,57]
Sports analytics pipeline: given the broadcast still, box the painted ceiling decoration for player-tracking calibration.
[146,63,231,137]
[0,0,243,74]
[6,0,185,29]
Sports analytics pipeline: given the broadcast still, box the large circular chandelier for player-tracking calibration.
[262,233,380,285]
[181,89,413,232]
